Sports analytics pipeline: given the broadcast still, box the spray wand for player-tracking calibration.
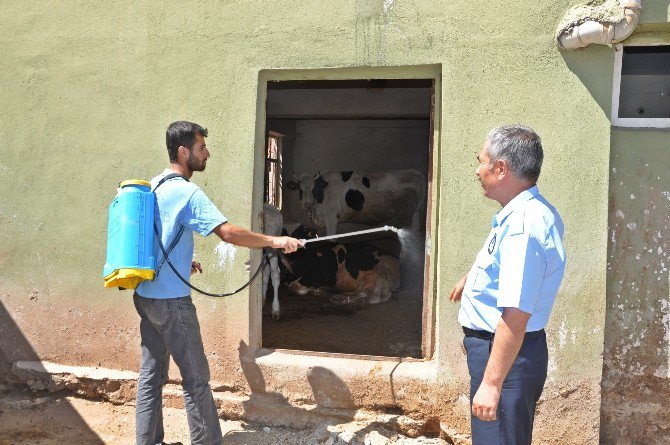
[300,225,399,246]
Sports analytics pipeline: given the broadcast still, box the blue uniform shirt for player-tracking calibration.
[136,169,227,299]
[458,186,566,332]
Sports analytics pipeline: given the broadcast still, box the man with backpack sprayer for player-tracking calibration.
[133,121,302,445]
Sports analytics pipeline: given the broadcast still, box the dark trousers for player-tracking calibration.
[133,293,223,445]
[463,330,548,445]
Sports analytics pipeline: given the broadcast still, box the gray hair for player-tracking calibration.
[485,125,543,183]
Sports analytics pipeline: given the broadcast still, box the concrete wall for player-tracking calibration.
[0,1,668,443]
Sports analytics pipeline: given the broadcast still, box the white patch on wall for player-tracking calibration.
[559,319,567,349]
[547,345,557,377]
[630,194,636,200]
[616,209,625,219]
[627,222,637,230]
[214,241,237,272]
[383,0,394,13]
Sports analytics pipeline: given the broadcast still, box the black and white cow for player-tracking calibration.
[280,241,400,306]
[262,205,319,319]
[286,169,425,236]
[261,204,283,319]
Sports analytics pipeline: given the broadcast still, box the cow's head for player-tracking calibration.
[286,172,328,213]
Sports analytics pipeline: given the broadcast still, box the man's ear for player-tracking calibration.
[496,159,507,179]
[178,145,189,160]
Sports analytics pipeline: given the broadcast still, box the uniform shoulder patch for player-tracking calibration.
[488,234,497,254]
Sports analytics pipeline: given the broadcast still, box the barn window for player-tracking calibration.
[612,44,670,128]
[265,131,284,208]
[259,72,438,360]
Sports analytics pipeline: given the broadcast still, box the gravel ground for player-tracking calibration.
[0,386,452,445]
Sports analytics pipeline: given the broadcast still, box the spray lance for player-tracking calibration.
[298,225,399,246]
[103,176,400,297]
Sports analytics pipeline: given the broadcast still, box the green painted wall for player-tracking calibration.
[1,0,668,442]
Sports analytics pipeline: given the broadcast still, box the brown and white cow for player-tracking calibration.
[286,169,425,236]
[280,241,400,306]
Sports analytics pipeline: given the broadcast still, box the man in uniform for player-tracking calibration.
[134,121,302,445]
[450,125,566,445]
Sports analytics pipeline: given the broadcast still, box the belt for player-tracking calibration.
[462,326,545,341]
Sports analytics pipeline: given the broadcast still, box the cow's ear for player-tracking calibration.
[285,180,299,190]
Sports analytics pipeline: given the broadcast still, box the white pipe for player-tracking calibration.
[302,225,399,245]
[557,0,642,50]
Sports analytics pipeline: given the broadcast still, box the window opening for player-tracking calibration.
[265,131,283,209]
[612,44,670,128]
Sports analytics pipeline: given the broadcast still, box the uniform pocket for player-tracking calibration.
[470,255,495,294]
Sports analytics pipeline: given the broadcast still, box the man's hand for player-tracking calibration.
[472,381,501,421]
[449,273,468,302]
[191,260,202,275]
[271,236,303,254]
[473,308,531,422]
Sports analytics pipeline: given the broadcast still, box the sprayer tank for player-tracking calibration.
[102,180,156,289]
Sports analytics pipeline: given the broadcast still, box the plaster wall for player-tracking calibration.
[1,0,666,442]
[602,128,670,444]
[275,119,430,225]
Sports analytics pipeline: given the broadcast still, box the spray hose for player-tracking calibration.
[154,224,399,298]
[151,173,268,298]
[154,222,269,298]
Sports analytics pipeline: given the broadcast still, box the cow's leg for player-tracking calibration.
[269,255,281,319]
[325,219,337,236]
[261,260,270,308]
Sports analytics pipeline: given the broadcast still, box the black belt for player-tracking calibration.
[462,326,545,341]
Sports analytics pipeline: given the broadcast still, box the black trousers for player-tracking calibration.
[463,329,548,445]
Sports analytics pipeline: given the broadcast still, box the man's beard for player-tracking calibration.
[187,154,206,172]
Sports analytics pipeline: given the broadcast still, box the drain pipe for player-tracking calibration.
[556,0,643,50]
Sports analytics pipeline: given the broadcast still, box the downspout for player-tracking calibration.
[556,0,643,50]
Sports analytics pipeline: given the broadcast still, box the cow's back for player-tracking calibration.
[321,169,424,226]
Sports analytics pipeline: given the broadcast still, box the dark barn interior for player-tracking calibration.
[261,79,432,359]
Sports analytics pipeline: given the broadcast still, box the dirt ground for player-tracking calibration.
[0,385,449,445]
[261,286,423,358]
[261,232,426,359]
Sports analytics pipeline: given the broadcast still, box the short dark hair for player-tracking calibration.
[486,125,543,183]
[166,121,208,162]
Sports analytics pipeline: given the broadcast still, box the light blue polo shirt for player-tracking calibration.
[458,186,566,333]
[136,169,227,299]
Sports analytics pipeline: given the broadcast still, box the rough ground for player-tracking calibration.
[262,286,423,358]
[0,385,451,445]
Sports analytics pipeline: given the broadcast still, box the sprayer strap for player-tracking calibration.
[153,173,189,192]
[152,173,190,277]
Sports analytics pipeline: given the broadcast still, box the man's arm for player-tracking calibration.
[212,223,302,253]
[471,307,531,421]
[449,272,469,302]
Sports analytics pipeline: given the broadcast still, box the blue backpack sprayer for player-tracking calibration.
[102,174,269,297]
[103,174,399,296]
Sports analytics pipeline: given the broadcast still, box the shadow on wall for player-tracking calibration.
[230,341,355,441]
[0,301,105,444]
[559,44,615,119]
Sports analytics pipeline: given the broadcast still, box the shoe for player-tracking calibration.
[161,442,183,445]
